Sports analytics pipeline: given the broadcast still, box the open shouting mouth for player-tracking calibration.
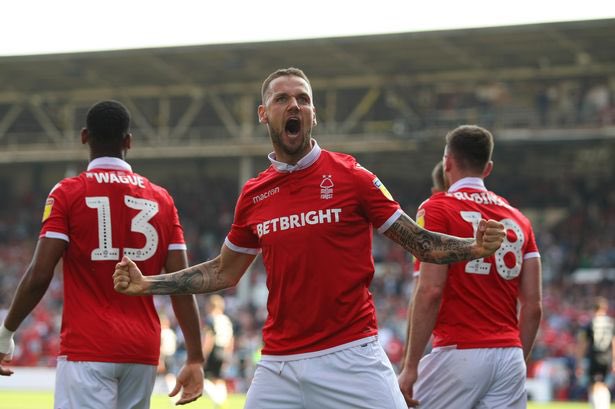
[285,118,301,136]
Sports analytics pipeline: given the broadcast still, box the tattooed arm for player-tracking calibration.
[383,211,504,263]
[113,244,256,296]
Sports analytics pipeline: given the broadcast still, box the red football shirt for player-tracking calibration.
[40,157,186,365]
[417,177,540,349]
[226,143,402,356]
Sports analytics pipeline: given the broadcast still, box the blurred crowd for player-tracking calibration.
[368,77,615,136]
[1,171,613,402]
[1,94,614,401]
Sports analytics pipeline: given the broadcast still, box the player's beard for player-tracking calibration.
[269,124,312,161]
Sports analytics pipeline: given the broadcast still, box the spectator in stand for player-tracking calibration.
[576,296,615,409]
[159,314,179,392]
[202,294,234,409]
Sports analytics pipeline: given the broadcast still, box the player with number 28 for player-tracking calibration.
[399,125,543,409]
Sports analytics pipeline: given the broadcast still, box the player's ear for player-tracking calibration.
[482,161,493,178]
[80,128,89,145]
[443,154,452,172]
[258,105,268,124]
[123,133,132,150]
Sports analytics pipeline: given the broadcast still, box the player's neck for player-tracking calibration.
[90,151,125,162]
[447,171,483,186]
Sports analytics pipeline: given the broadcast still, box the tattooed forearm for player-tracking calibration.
[148,258,227,295]
[384,213,475,264]
[148,267,206,294]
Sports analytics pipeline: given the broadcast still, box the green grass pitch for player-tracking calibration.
[0,390,247,408]
[0,390,602,409]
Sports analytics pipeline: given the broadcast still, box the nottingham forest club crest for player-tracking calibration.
[320,175,334,199]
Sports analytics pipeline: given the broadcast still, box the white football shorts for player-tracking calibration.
[54,356,157,409]
[244,339,407,409]
[414,346,527,409]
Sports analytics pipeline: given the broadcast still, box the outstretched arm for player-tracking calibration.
[114,244,256,296]
[164,250,205,405]
[384,211,504,263]
[0,238,65,376]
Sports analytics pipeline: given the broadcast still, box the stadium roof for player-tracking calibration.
[0,18,614,163]
[2,18,614,92]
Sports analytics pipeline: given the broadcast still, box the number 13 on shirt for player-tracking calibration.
[86,195,159,261]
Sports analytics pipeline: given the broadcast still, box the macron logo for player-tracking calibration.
[252,187,280,204]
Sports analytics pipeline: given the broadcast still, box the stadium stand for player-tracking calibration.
[1,18,614,401]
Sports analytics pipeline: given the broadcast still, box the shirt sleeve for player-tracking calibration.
[352,162,402,233]
[225,189,260,254]
[523,221,540,260]
[167,193,187,251]
[413,198,450,276]
[419,198,450,235]
[412,202,429,276]
[39,182,70,242]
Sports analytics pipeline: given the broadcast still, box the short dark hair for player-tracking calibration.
[445,125,494,174]
[86,100,130,150]
[261,67,312,102]
[431,160,446,192]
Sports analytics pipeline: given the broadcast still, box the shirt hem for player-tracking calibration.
[432,341,522,350]
[60,354,158,366]
[261,335,378,362]
[377,208,403,234]
[224,237,259,255]
[168,243,187,251]
[42,231,69,242]
[524,251,540,259]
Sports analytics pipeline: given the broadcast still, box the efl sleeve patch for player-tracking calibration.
[416,208,425,228]
[42,198,54,222]
[372,177,393,201]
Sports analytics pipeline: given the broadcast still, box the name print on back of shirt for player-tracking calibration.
[86,172,145,188]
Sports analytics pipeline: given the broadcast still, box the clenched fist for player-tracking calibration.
[113,256,149,295]
[473,219,506,259]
